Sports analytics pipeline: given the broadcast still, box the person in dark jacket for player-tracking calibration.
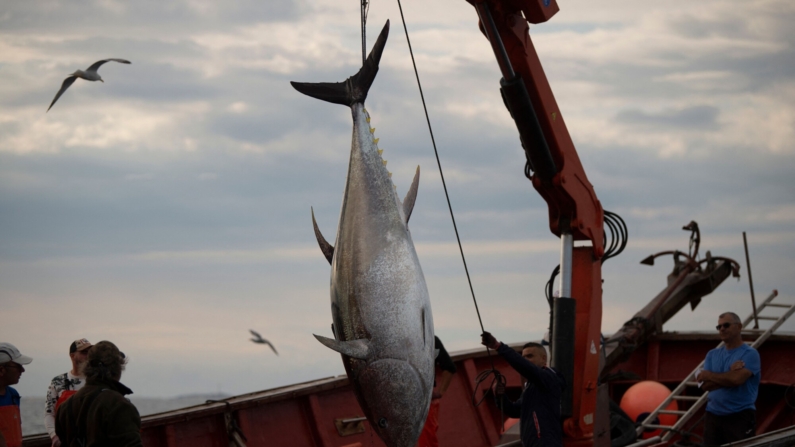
[482,332,565,447]
[417,336,457,447]
[55,341,141,447]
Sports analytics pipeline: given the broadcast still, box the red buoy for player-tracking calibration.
[620,381,679,439]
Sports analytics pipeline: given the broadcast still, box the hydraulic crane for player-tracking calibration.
[463,0,608,445]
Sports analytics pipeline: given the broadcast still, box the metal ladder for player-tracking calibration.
[632,290,794,444]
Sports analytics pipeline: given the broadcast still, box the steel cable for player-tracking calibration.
[394,0,489,347]
[394,0,505,417]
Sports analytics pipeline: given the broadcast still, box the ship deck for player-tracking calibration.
[22,332,795,447]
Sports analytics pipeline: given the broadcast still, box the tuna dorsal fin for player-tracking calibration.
[402,165,420,223]
[311,207,334,264]
[313,334,371,360]
[290,20,390,107]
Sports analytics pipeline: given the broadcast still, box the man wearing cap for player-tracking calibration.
[56,341,141,447]
[0,343,33,447]
[44,339,92,447]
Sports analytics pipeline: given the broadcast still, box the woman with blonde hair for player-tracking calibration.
[55,341,141,447]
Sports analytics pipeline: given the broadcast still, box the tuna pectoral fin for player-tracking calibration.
[314,334,371,360]
[290,20,389,106]
[311,207,334,264]
[402,165,420,223]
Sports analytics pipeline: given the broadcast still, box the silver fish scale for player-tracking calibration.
[329,104,435,446]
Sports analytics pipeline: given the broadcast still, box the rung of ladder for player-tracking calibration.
[625,437,662,447]
[685,381,700,387]
[673,395,700,401]
[765,303,791,308]
[743,290,781,326]
[643,424,672,430]
[659,410,688,415]
[756,316,778,321]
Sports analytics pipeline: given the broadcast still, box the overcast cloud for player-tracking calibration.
[1,0,794,400]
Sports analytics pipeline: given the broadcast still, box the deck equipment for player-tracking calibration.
[632,290,794,444]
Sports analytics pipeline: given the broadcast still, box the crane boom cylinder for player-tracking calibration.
[500,75,557,182]
[552,233,575,418]
[465,0,607,443]
[475,2,516,80]
[559,232,573,296]
[552,296,576,419]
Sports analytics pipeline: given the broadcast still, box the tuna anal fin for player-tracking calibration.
[402,165,420,223]
[314,334,371,360]
[311,207,334,264]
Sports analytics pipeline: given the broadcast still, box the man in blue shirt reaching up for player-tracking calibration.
[697,312,761,446]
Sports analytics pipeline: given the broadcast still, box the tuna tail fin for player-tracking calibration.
[291,20,390,106]
[314,334,371,360]
[311,207,334,264]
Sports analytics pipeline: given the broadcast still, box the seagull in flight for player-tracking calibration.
[249,330,278,355]
[47,58,131,112]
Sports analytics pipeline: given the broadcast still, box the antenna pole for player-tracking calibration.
[743,231,759,329]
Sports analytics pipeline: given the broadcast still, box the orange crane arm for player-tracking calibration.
[466,0,604,248]
[464,0,605,445]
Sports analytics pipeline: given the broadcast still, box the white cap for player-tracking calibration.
[0,342,33,365]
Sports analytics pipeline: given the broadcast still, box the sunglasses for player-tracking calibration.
[716,322,738,330]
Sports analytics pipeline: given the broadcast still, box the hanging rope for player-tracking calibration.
[361,0,370,65]
[394,0,486,341]
[395,0,505,417]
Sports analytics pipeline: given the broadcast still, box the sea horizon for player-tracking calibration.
[20,393,229,437]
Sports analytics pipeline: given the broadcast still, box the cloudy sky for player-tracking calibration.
[2,0,793,399]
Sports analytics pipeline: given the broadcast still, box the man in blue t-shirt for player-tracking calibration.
[697,312,761,446]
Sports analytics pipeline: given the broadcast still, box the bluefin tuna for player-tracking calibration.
[291,21,435,447]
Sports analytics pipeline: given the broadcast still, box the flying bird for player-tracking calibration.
[47,58,131,112]
[249,330,278,355]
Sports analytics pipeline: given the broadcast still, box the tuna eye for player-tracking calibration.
[378,418,388,428]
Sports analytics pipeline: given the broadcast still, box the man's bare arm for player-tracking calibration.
[699,367,752,388]
[698,360,748,390]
